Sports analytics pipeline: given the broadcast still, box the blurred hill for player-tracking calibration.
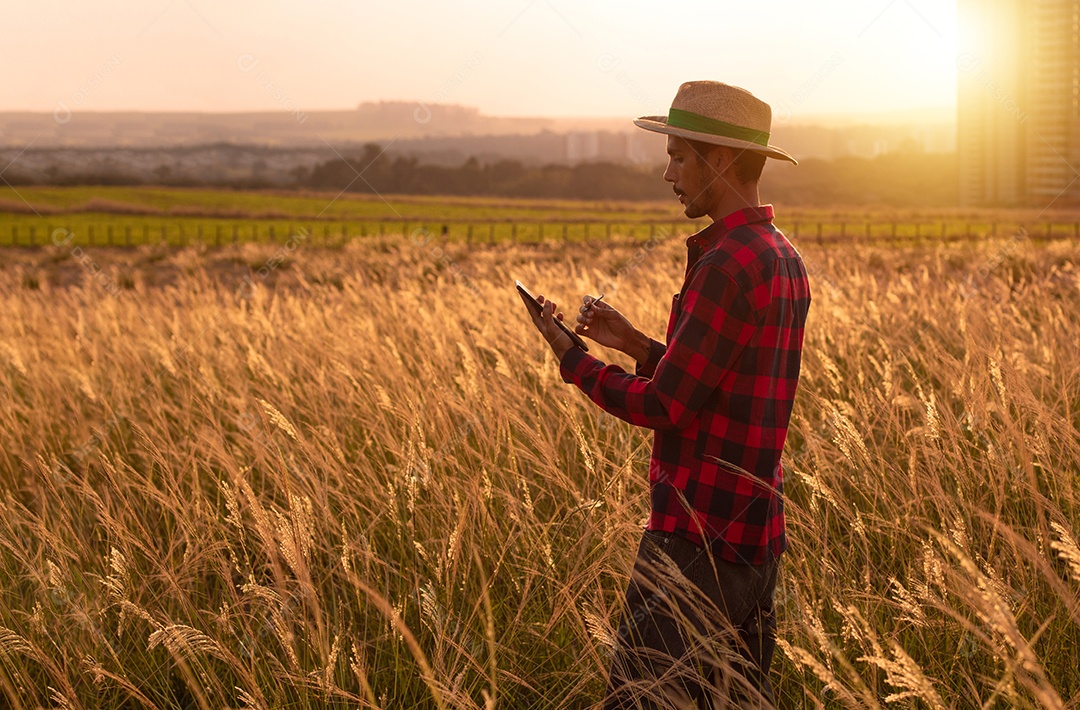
[0,100,953,161]
[0,102,958,207]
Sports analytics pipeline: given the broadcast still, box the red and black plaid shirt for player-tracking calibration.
[559,205,811,565]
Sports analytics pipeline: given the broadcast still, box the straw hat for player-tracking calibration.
[634,81,797,164]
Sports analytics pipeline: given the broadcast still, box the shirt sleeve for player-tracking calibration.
[634,337,667,378]
[558,265,759,430]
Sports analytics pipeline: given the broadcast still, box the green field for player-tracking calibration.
[0,186,683,221]
[2,185,1079,246]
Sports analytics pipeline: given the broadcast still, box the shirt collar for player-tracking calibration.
[685,204,775,251]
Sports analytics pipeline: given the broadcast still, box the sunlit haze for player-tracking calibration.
[2,0,958,122]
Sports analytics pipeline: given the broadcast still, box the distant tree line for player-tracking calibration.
[306,143,958,206]
[762,149,958,208]
[5,142,959,207]
[306,145,668,200]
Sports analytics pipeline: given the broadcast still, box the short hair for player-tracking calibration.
[686,138,766,184]
[732,149,766,183]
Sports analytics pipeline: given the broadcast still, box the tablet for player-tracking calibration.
[515,280,589,352]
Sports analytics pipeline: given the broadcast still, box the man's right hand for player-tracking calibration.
[575,296,651,364]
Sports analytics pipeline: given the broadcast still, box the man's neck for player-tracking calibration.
[706,182,761,223]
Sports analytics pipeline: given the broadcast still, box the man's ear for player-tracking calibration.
[703,144,734,176]
[715,145,738,176]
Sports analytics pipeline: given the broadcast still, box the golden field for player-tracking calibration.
[0,231,1078,708]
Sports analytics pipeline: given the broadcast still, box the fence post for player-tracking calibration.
[584,223,590,241]
[10,226,15,246]
[233,224,239,244]
[126,226,132,246]
[941,223,946,239]
[489,223,495,244]
[816,223,822,240]
[865,223,870,239]
[468,224,474,244]
[793,223,799,238]
[840,222,846,239]
[539,223,544,242]
[563,223,568,243]
[606,223,611,239]
[512,223,517,243]
[891,222,897,239]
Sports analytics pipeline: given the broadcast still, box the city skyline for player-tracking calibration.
[959,0,1080,207]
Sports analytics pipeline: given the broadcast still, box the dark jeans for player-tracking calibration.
[603,530,779,709]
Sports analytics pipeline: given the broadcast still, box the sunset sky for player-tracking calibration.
[3,1,959,121]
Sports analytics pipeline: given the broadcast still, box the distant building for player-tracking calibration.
[959,0,1080,207]
[564,131,635,163]
[565,131,600,162]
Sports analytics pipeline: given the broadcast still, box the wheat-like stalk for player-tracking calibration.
[0,236,1076,707]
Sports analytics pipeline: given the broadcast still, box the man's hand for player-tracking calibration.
[575,296,651,364]
[524,294,574,360]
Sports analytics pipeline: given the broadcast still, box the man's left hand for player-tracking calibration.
[524,295,573,360]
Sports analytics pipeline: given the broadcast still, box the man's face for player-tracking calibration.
[663,136,727,219]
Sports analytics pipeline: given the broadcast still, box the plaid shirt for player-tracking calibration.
[559,205,811,565]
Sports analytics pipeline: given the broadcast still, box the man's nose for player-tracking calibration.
[663,162,676,183]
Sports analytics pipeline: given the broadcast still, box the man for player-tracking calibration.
[523,81,811,707]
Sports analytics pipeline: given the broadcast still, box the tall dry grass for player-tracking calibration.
[0,234,1077,708]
